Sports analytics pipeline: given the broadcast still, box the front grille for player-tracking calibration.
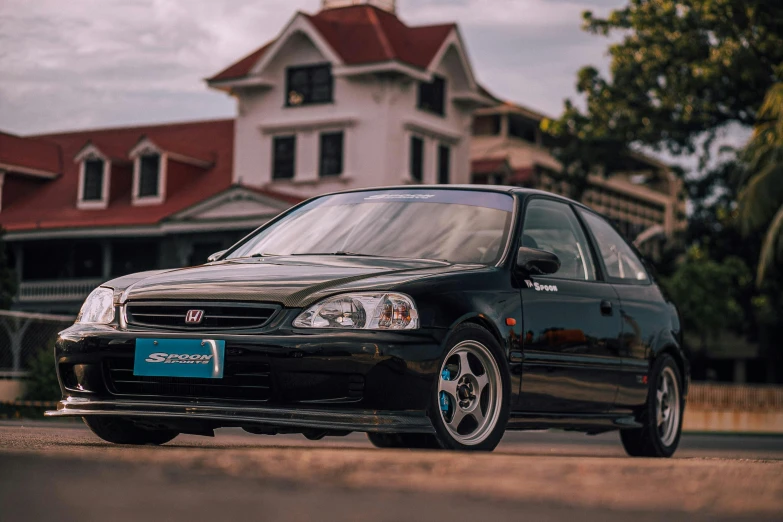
[125,301,279,330]
[104,357,271,402]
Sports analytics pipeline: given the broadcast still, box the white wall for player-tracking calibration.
[231,29,475,199]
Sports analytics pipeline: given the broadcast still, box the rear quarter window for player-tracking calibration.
[578,209,650,284]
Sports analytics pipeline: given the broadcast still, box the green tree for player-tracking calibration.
[663,247,751,350]
[737,74,783,285]
[542,0,783,198]
[0,227,17,309]
[22,342,61,402]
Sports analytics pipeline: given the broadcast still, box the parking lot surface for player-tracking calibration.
[1,421,781,521]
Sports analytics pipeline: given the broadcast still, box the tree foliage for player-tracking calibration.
[662,247,751,349]
[22,342,61,402]
[737,74,783,285]
[542,0,783,196]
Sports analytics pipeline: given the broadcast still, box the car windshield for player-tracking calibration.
[228,189,515,264]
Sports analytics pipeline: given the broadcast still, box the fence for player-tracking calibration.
[688,383,783,411]
[0,310,74,378]
[685,383,783,434]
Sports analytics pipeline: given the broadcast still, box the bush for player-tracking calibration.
[23,341,61,402]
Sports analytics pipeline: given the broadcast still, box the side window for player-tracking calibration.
[578,210,650,283]
[521,199,596,281]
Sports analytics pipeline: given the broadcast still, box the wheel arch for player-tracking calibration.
[450,314,505,352]
[654,342,690,398]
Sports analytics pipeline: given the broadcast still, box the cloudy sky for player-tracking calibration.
[0,0,624,136]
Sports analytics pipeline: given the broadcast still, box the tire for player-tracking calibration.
[366,432,442,449]
[620,354,684,458]
[428,323,510,451]
[83,416,179,446]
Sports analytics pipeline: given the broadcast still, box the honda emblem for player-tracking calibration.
[185,309,205,324]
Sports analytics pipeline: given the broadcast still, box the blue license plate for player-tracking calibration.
[134,339,225,379]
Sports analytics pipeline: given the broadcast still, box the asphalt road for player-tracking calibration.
[1,420,782,522]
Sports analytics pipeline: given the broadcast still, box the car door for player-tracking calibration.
[577,209,657,412]
[517,198,623,413]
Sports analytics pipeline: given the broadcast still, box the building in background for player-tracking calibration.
[0,121,299,314]
[207,0,493,196]
[471,102,688,259]
[0,0,685,315]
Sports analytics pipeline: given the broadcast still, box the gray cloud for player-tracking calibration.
[0,0,619,135]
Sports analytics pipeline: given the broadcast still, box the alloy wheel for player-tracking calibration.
[656,366,681,447]
[437,340,502,446]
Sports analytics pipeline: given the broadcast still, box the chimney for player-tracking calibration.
[321,0,396,14]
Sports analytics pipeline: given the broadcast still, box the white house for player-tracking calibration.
[207,0,494,199]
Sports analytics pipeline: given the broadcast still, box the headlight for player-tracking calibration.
[77,287,115,324]
[293,293,419,330]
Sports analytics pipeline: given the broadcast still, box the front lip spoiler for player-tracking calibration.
[45,399,435,434]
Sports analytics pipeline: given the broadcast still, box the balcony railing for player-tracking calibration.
[17,279,104,302]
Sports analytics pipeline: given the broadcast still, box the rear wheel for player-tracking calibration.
[83,417,179,446]
[620,354,683,458]
[429,324,510,451]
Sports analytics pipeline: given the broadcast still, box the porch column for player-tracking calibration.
[101,240,112,280]
[13,243,23,285]
[499,114,509,138]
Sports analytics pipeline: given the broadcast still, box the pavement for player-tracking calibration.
[1,420,782,521]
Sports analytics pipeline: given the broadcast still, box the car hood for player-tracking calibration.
[108,256,479,308]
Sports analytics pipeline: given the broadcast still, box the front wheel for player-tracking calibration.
[83,417,179,446]
[428,323,510,451]
[620,354,684,458]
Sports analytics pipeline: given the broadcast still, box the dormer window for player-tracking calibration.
[418,75,446,116]
[138,154,161,197]
[130,138,167,205]
[75,144,110,209]
[82,159,105,201]
[286,64,333,107]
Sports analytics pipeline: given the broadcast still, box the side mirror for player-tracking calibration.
[516,247,560,276]
[207,250,228,263]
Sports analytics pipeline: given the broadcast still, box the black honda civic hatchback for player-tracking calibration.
[48,186,688,457]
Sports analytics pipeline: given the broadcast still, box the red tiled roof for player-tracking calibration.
[209,41,275,83]
[76,138,131,163]
[245,185,306,206]
[510,167,535,185]
[137,132,216,165]
[0,131,61,175]
[208,5,455,82]
[0,120,235,232]
[471,157,509,175]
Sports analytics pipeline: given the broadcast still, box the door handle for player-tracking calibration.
[600,300,613,316]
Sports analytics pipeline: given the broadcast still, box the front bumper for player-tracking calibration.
[48,323,447,433]
[46,397,435,433]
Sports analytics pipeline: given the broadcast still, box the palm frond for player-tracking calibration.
[756,83,783,139]
[756,203,783,286]
[738,161,783,233]
[738,80,783,235]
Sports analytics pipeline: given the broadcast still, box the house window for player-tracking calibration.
[286,64,333,107]
[508,114,538,143]
[417,75,446,116]
[82,159,104,201]
[438,144,450,184]
[273,135,296,180]
[319,132,344,178]
[138,154,160,197]
[410,136,424,183]
[472,115,501,136]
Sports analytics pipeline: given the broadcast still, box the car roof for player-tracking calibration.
[323,184,592,211]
